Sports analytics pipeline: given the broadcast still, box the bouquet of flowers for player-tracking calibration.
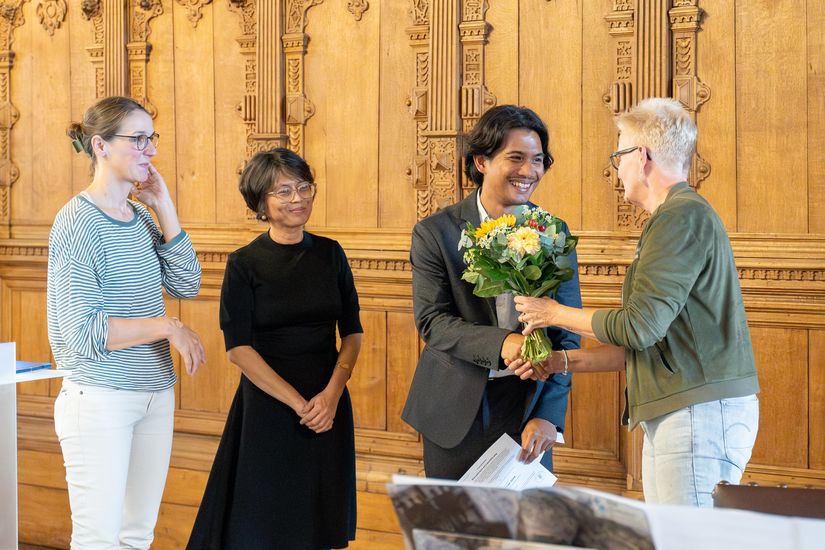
[458,206,578,365]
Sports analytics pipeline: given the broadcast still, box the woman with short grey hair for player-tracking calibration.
[509,97,759,507]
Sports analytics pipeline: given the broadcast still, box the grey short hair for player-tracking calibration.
[615,98,697,176]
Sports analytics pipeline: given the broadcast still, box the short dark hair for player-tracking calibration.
[67,96,148,173]
[463,105,554,186]
[239,148,314,221]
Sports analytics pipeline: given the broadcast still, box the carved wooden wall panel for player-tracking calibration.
[519,0,584,231]
[602,0,711,230]
[405,0,498,219]
[11,0,76,230]
[211,1,250,224]
[0,0,25,238]
[736,0,807,233]
[1,1,824,548]
[810,4,825,235]
[81,0,104,98]
[173,0,216,224]
[580,0,618,229]
[176,0,212,27]
[811,330,825,471]
[378,0,417,229]
[304,0,381,227]
[689,0,734,229]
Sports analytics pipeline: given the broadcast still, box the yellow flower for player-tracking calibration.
[507,226,541,257]
[474,214,516,240]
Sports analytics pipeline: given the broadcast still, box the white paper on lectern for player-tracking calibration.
[0,341,17,549]
[458,433,557,490]
[0,341,14,383]
[642,503,825,550]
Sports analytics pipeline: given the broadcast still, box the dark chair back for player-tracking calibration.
[712,481,825,519]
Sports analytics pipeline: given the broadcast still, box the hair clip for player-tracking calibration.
[71,138,84,153]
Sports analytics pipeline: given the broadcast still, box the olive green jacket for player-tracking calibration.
[592,182,759,429]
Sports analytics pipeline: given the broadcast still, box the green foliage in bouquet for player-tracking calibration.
[458,206,578,364]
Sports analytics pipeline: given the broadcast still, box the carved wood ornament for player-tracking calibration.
[82,0,162,118]
[176,0,212,27]
[0,0,25,238]
[603,0,711,230]
[407,0,496,221]
[36,0,67,35]
[346,0,367,21]
[229,0,321,169]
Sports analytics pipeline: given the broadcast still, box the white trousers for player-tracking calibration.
[54,379,174,550]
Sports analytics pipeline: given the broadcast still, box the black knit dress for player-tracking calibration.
[187,232,361,550]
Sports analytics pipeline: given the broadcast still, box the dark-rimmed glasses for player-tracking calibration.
[609,145,651,170]
[111,132,160,151]
[266,181,317,203]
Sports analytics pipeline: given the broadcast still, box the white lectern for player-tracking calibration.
[1,342,68,549]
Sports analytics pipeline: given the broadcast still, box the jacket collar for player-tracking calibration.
[651,181,692,218]
[457,188,482,225]
[667,181,691,199]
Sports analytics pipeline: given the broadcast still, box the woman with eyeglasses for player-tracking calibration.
[48,96,205,548]
[187,148,363,550]
[507,98,759,508]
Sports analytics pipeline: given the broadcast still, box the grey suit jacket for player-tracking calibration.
[401,190,582,448]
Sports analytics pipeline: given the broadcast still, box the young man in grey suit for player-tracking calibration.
[402,105,582,479]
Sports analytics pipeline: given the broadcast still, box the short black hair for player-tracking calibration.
[239,148,314,220]
[463,105,554,186]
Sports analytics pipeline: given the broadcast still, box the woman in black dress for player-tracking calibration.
[187,148,362,550]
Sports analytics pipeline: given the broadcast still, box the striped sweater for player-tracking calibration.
[47,194,201,391]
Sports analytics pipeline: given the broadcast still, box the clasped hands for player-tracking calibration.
[502,296,564,382]
[296,386,342,434]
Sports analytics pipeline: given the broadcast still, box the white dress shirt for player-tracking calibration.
[476,192,518,379]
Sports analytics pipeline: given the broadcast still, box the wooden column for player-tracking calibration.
[283,0,322,155]
[230,0,320,160]
[406,0,431,220]
[82,0,105,98]
[423,0,460,213]
[669,0,710,189]
[103,0,127,96]
[408,0,494,219]
[255,0,284,145]
[0,1,25,239]
[458,0,495,197]
[128,0,163,117]
[635,0,671,99]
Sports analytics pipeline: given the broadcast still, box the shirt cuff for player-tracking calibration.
[157,229,190,251]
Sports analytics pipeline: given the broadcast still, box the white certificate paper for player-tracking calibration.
[458,433,559,490]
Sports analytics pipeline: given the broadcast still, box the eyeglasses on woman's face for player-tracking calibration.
[609,146,641,170]
[110,132,160,151]
[609,145,653,170]
[266,181,317,203]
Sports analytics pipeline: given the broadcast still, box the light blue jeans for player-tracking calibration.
[640,394,759,507]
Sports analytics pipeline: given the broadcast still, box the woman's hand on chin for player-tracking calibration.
[132,163,173,212]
